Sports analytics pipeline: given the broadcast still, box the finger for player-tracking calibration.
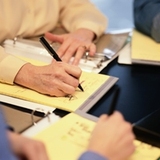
[59,39,81,62]
[64,63,82,79]
[47,88,67,97]
[57,40,74,58]
[72,46,87,65]
[46,83,75,97]
[105,111,125,128]
[88,43,96,56]
[111,111,124,120]
[45,32,63,43]
[61,45,78,63]
[54,79,77,95]
[98,114,108,122]
[47,70,80,94]
[22,141,49,160]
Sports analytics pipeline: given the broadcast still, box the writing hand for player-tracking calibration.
[88,111,135,160]
[14,60,82,96]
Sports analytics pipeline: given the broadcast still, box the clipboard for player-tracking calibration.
[0,72,118,113]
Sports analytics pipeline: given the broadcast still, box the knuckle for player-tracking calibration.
[124,122,132,130]
[68,87,76,94]
[67,48,75,55]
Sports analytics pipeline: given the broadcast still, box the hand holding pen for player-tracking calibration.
[39,37,84,92]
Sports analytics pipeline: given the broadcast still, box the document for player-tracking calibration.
[0,56,118,113]
[33,113,160,160]
[131,29,160,65]
[33,113,95,160]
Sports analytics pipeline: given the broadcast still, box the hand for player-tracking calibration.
[45,28,96,65]
[7,131,49,160]
[88,111,135,160]
[14,60,82,96]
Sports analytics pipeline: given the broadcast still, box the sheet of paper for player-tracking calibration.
[0,56,114,112]
[131,30,160,65]
[118,42,132,65]
[33,113,95,160]
[130,141,160,160]
[33,113,160,160]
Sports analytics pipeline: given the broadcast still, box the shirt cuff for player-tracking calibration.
[78,151,107,160]
[0,54,26,84]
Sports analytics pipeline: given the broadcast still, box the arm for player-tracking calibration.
[0,106,49,160]
[0,46,82,96]
[134,0,160,42]
[0,110,17,160]
[0,46,26,84]
[45,0,107,65]
[59,0,107,39]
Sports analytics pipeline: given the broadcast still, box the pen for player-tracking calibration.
[39,37,84,92]
[108,87,119,115]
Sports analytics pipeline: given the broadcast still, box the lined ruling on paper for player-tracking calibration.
[33,113,160,160]
[0,56,117,112]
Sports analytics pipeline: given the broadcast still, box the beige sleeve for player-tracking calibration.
[59,0,107,39]
[0,46,27,84]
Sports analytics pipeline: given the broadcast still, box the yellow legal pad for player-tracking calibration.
[131,29,160,65]
[0,56,118,112]
[33,113,160,160]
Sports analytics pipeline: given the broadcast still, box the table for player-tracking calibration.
[88,58,160,147]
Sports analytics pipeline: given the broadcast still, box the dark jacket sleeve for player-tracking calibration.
[134,0,160,42]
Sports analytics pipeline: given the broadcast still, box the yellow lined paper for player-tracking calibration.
[131,30,160,64]
[34,113,160,160]
[0,56,115,112]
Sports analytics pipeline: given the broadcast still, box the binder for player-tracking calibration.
[2,33,128,73]
[0,101,59,133]
[0,34,121,124]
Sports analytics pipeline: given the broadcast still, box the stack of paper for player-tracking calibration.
[131,30,160,65]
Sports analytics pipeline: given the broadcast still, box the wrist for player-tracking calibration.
[77,28,96,41]
[14,63,35,88]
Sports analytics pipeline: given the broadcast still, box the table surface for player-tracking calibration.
[89,58,160,123]
[87,58,160,147]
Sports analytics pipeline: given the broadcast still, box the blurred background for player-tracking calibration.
[90,0,134,33]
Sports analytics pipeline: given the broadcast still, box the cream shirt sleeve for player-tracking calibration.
[0,46,27,84]
[59,0,107,39]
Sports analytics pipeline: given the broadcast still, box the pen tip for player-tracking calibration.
[78,84,84,92]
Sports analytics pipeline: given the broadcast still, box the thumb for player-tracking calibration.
[45,32,64,43]
[98,114,108,123]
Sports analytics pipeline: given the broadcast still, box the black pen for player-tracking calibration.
[108,87,119,115]
[39,37,84,92]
